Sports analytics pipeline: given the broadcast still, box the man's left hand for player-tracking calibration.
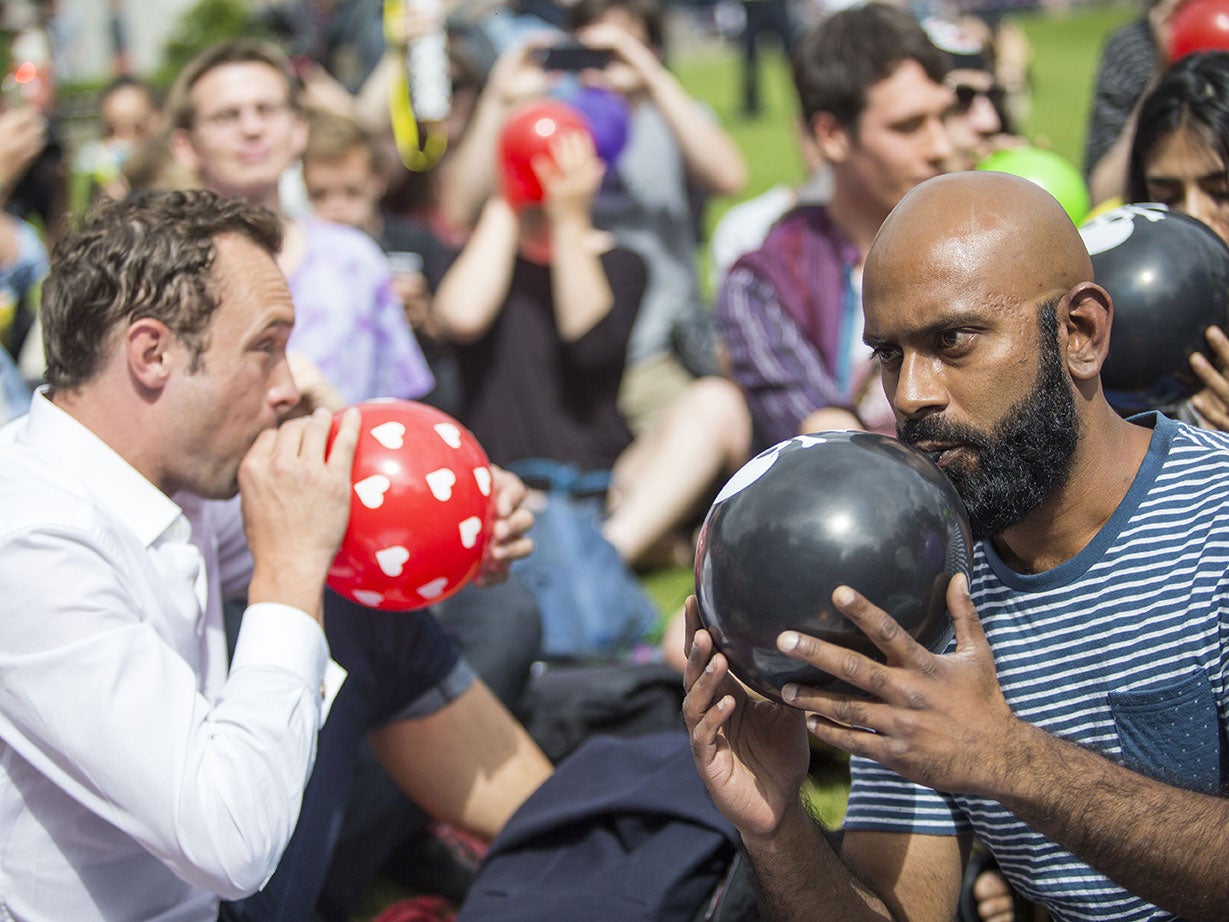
[777,573,1021,797]
[474,465,534,585]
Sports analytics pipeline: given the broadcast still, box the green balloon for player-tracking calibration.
[976,147,1091,224]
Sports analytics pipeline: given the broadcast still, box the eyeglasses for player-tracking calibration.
[948,83,1006,115]
[197,101,294,131]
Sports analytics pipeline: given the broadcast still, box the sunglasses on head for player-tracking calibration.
[949,83,1007,114]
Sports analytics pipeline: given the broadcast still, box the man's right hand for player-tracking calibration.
[241,407,360,622]
[681,595,812,839]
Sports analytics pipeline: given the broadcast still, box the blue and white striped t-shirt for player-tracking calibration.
[844,413,1229,922]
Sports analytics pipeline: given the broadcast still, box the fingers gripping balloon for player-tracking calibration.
[327,400,495,611]
[694,432,972,702]
[498,99,593,209]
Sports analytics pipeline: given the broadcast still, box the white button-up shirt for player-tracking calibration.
[0,392,342,921]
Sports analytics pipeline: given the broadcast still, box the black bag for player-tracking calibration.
[456,732,741,922]
[517,660,688,763]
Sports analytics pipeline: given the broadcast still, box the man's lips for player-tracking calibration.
[913,442,965,467]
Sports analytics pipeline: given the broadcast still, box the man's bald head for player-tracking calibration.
[865,172,1092,310]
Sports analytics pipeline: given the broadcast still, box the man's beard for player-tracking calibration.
[899,303,1080,541]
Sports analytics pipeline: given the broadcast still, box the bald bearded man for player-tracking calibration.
[682,171,1229,922]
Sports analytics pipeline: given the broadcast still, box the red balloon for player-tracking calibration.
[498,99,592,209]
[327,400,495,611]
[1169,0,1229,61]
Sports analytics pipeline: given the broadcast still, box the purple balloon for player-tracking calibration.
[568,86,630,166]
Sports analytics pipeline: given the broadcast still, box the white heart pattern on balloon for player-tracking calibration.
[472,466,492,496]
[354,474,392,509]
[458,516,483,549]
[375,545,411,577]
[370,421,407,450]
[433,423,463,449]
[417,577,449,599]
[425,468,457,501]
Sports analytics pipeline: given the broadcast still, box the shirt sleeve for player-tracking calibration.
[717,266,850,446]
[0,524,329,899]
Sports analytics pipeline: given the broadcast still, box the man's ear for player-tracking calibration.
[169,128,201,172]
[125,318,178,392]
[1063,281,1113,383]
[811,111,852,164]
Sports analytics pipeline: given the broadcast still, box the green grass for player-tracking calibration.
[675,2,1139,225]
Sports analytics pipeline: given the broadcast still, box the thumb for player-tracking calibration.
[948,572,988,652]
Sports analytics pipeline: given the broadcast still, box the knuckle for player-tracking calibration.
[864,664,893,696]
[833,698,866,727]
[873,614,901,645]
[837,650,864,679]
[901,686,929,711]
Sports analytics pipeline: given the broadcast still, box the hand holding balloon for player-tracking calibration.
[1187,325,1229,429]
[473,464,535,586]
[681,595,812,840]
[534,128,605,223]
[777,575,1024,799]
[498,99,592,209]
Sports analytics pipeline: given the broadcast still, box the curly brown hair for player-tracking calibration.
[42,189,283,390]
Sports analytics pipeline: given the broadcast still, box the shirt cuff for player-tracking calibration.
[231,602,348,726]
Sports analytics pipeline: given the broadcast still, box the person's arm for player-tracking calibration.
[782,576,1229,922]
[0,409,359,896]
[680,596,963,921]
[432,197,521,343]
[717,266,861,445]
[540,128,614,342]
[0,107,47,208]
[369,677,552,840]
[577,22,747,196]
[437,43,556,231]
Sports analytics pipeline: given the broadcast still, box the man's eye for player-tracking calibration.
[937,329,971,350]
[871,346,901,366]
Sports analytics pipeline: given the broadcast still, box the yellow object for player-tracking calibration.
[385,0,449,172]
[1082,196,1125,224]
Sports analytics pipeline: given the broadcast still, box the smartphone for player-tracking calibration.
[537,43,612,72]
[386,251,424,276]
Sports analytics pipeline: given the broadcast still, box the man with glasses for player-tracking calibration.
[168,39,434,408]
[924,16,1018,172]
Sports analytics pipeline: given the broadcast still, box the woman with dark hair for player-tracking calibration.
[1126,49,1229,428]
[1127,49,1229,243]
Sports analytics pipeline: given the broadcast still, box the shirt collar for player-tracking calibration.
[23,390,187,548]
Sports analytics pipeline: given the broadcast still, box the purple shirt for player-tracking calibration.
[288,218,434,405]
[718,206,894,448]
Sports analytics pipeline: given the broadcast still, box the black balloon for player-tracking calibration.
[694,431,972,703]
[1080,203,1229,414]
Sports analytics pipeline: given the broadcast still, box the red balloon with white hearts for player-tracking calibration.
[327,400,495,611]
